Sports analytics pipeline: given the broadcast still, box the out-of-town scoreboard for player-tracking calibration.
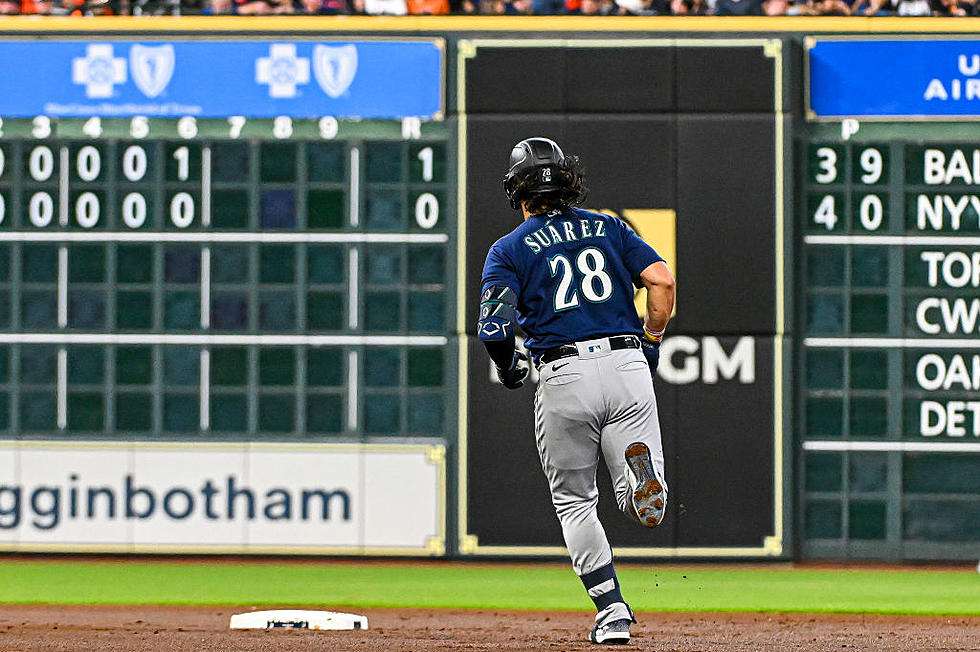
[0,39,453,441]
[801,38,979,559]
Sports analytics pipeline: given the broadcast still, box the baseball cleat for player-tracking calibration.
[624,442,666,527]
[589,618,631,644]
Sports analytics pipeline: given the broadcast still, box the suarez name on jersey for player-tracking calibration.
[522,217,608,254]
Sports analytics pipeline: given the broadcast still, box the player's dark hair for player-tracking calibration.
[523,155,588,216]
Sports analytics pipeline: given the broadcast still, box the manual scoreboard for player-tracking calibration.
[802,36,980,560]
[0,115,452,439]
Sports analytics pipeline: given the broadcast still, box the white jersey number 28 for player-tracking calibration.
[548,247,614,311]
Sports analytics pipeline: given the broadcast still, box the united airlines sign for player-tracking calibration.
[809,39,980,119]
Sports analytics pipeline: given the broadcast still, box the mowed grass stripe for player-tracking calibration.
[0,561,977,615]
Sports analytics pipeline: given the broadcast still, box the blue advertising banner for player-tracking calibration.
[0,40,443,119]
[809,39,980,119]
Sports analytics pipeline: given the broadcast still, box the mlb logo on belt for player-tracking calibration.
[577,338,611,359]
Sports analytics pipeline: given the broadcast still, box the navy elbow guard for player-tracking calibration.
[477,285,518,342]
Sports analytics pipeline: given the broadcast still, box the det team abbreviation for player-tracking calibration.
[0,475,352,531]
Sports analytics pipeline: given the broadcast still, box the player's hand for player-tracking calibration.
[496,351,529,390]
[641,340,660,377]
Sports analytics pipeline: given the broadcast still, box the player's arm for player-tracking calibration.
[478,284,519,368]
[639,260,675,337]
[636,260,674,377]
[616,217,673,375]
[617,217,674,336]
[477,246,528,389]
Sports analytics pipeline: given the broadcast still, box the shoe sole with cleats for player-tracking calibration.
[625,441,666,527]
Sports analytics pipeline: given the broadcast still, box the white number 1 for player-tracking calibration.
[173,146,189,181]
[417,146,433,182]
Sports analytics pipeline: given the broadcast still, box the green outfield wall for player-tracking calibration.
[0,17,976,562]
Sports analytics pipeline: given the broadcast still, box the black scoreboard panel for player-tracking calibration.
[461,40,786,556]
[0,118,453,440]
[800,124,980,560]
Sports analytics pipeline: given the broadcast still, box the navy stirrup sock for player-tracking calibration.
[579,561,627,613]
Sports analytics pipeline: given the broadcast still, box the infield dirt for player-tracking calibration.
[0,605,976,651]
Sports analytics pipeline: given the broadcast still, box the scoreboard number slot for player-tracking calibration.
[0,192,5,224]
[76,146,101,182]
[417,146,434,182]
[0,147,5,177]
[172,146,190,181]
[858,194,883,231]
[415,193,439,229]
[75,192,100,228]
[29,191,54,227]
[814,146,838,184]
[858,147,883,184]
[813,194,838,230]
[29,145,55,182]
[123,146,148,182]
[122,192,147,228]
[170,192,195,228]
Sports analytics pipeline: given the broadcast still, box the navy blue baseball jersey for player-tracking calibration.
[480,207,664,352]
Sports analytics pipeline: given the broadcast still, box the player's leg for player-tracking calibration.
[599,349,668,527]
[534,366,607,573]
[534,359,634,640]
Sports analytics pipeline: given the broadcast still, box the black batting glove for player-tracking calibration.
[496,351,529,390]
[641,340,661,378]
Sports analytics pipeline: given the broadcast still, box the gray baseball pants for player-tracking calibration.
[533,340,667,617]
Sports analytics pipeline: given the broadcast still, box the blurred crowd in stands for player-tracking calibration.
[0,0,975,16]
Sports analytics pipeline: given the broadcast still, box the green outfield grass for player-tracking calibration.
[0,560,977,615]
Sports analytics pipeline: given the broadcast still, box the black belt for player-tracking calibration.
[537,334,641,366]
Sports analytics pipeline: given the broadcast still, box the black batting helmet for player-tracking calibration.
[502,137,585,212]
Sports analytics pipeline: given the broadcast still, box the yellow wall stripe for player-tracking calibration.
[1,15,980,34]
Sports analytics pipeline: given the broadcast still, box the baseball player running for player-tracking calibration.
[477,137,675,645]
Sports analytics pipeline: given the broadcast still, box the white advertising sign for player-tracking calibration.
[0,441,445,555]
